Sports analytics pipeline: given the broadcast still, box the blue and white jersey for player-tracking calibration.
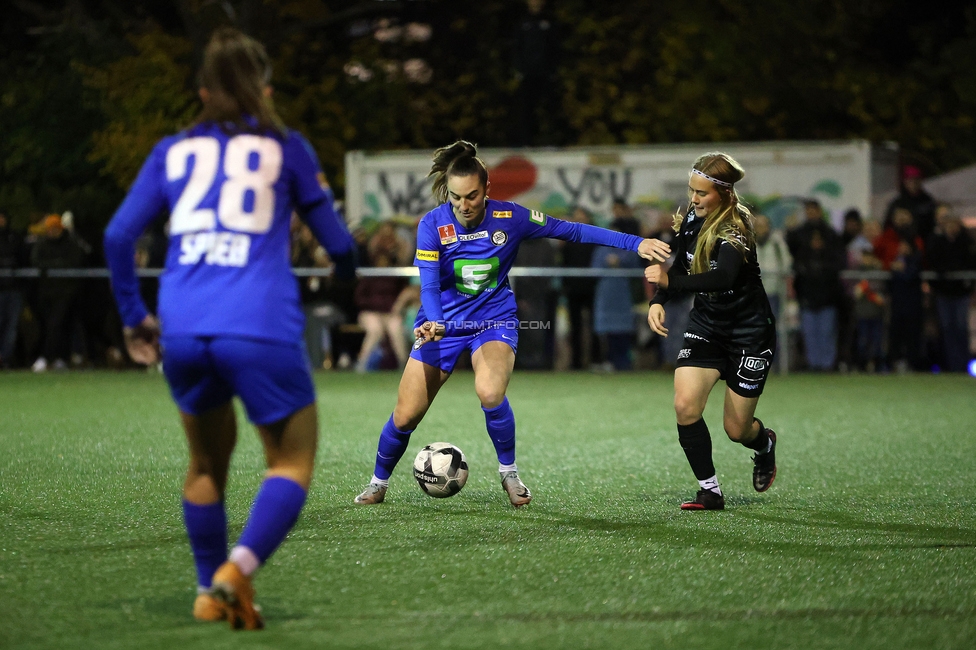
[414,200,642,331]
[105,122,355,345]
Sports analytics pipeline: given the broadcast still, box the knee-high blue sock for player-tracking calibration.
[232,477,307,572]
[374,414,413,481]
[182,500,227,589]
[483,397,516,466]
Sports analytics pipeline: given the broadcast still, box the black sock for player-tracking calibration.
[677,418,715,481]
[742,417,770,453]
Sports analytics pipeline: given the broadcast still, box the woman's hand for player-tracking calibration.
[638,238,671,263]
[644,264,669,289]
[124,314,161,364]
[412,320,446,349]
[647,304,668,337]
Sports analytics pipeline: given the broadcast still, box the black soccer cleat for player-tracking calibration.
[680,489,725,511]
[752,429,777,492]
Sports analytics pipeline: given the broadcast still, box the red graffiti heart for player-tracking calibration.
[488,156,538,200]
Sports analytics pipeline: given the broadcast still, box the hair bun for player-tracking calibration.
[456,140,477,158]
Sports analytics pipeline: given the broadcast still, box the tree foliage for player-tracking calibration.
[3,0,976,232]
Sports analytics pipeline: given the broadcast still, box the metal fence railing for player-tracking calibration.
[3,267,973,374]
[6,268,976,280]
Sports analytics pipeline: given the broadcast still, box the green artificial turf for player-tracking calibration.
[1,370,974,649]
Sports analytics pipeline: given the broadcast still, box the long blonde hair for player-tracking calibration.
[674,152,755,275]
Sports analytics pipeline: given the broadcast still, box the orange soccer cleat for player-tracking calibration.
[210,561,264,631]
[192,592,227,622]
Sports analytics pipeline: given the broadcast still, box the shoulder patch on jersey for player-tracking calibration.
[438,224,457,245]
[416,249,439,261]
[494,210,512,219]
[529,209,546,226]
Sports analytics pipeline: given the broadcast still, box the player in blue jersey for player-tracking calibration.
[103,29,355,630]
[355,141,672,506]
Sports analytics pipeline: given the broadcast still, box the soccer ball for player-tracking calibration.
[413,442,469,498]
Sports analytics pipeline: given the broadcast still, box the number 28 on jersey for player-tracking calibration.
[167,134,282,268]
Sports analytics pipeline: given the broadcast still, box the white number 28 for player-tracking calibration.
[166,134,283,235]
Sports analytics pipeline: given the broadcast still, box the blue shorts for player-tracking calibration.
[161,336,316,425]
[410,327,518,373]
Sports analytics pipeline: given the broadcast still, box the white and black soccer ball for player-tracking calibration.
[413,442,469,498]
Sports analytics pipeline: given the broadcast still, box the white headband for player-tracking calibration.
[692,168,733,188]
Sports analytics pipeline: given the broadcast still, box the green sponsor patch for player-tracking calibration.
[453,257,500,295]
[529,209,546,226]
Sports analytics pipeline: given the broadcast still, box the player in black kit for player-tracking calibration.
[645,152,777,511]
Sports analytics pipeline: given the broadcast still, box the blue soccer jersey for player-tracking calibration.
[414,200,643,332]
[105,122,355,344]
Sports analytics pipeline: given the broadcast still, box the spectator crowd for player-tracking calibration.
[1,166,974,374]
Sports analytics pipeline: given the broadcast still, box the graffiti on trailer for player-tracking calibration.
[378,172,437,217]
[367,166,636,221]
[556,168,632,206]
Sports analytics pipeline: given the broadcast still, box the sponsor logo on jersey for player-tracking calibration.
[738,382,759,390]
[677,348,691,360]
[438,224,457,245]
[494,210,512,219]
[737,355,770,382]
[416,249,439,261]
[529,209,546,226]
[686,251,695,261]
[685,332,709,342]
[491,230,508,246]
[742,356,767,372]
[458,231,489,242]
[454,258,500,295]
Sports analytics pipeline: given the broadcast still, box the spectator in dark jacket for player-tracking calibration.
[926,211,976,372]
[884,165,937,241]
[30,214,85,371]
[787,200,845,371]
[560,207,597,369]
[876,208,925,372]
[0,211,24,368]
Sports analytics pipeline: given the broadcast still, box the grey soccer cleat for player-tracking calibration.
[501,471,532,508]
[354,483,387,505]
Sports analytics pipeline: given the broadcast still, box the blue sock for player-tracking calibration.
[182,500,227,589]
[374,414,413,480]
[483,397,516,465]
[236,477,307,564]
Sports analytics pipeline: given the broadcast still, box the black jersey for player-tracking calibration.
[650,210,774,334]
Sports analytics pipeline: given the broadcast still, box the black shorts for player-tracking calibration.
[675,327,776,398]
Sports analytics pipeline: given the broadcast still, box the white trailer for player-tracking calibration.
[345,140,899,228]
